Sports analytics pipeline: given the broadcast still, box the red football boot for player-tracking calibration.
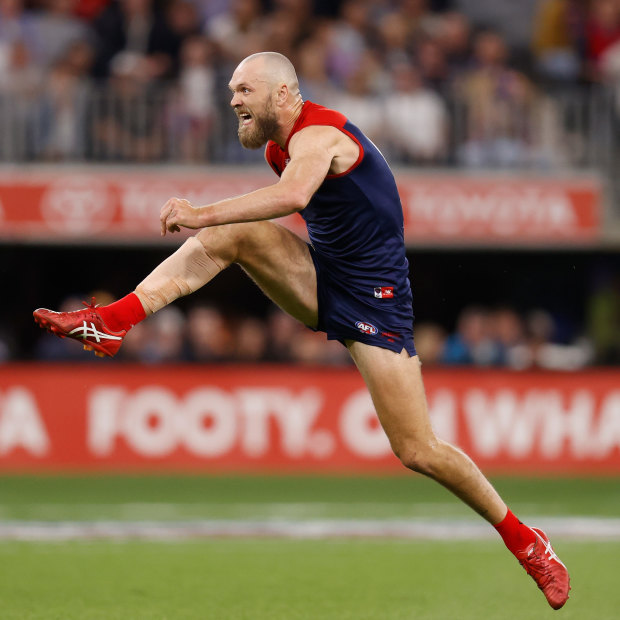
[516,527,570,610]
[33,297,126,358]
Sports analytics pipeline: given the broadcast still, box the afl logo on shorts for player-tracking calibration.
[355,321,378,335]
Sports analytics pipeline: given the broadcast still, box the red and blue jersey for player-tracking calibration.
[265,101,414,353]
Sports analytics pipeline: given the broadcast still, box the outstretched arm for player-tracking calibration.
[160,125,342,235]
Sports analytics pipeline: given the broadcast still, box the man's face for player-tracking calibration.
[229,61,280,149]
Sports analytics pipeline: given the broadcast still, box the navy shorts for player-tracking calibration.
[308,245,416,356]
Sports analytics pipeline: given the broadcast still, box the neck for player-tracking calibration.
[271,98,304,148]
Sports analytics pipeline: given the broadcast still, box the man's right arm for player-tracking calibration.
[160,125,340,234]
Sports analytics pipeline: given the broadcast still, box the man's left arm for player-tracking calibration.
[160,126,340,236]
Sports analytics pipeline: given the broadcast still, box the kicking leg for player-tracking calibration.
[35,221,318,357]
[136,220,318,325]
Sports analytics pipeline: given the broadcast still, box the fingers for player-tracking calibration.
[160,199,173,236]
[160,197,183,236]
[160,197,197,235]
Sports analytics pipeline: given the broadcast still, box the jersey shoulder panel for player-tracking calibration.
[265,102,350,177]
[294,102,347,133]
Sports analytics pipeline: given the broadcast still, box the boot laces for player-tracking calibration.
[81,297,100,310]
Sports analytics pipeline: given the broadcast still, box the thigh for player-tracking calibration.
[346,340,435,449]
[197,220,318,328]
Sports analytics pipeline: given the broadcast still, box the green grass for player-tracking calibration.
[0,475,618,521]
[0,539,616,619]
[0,476,618,618]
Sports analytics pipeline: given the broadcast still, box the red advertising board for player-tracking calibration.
[0,169,602,245]
[1,365,619,475]
[397,176,601,244]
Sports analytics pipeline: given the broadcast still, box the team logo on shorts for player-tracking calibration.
[374,286,394,299]
[355,321,378,335]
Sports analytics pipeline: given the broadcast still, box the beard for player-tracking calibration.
[237,98,280,149]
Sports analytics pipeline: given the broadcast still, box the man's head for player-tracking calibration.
[229,52,302,149]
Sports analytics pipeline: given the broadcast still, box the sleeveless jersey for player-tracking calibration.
[265,101,414,350]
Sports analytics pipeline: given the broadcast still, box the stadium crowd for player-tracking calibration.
[25,285,619,369]
[1,0,620,165]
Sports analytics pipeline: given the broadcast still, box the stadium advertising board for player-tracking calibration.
[0,170,601,245]
[1,365,619,474]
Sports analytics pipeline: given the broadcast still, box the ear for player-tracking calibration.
[275,83,289,107]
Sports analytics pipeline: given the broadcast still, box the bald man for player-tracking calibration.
[34,52,570,609]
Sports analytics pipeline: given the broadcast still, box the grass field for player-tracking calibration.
[0,475,618,619]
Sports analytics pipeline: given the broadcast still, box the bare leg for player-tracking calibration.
[347,341,507,524]
[134,221,318,327]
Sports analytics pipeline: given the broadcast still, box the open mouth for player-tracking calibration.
[238,112,253,126]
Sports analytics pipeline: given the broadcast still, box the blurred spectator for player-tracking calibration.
[288,330,325,365]
[523,308,592,370]
[456,29,543,167]
[532,0,586,83]
[325,0,372,87]
[591,0,620,100]
[0,0,37,51]
[117,319,153,361]
[0,0,41,159]
[270,0,315,52]
[265,308,303,362]
[260,5,304,62]
[412,321,447,366]
[585,0,620,80]
[398,0,441,44]
[436,11,472,79]
[489,306,528,369]
[163,0,203,77]
[328,51,386,143]
[297,29,335,102]
[30,0,91,69]
[0,39,41,97]
[192,0,229,24]
[416,37,450,91]
[323,338,354,366]
[74,0,110,21]
[91,50,166,161]
[454,0,541,53]
[233,316,268,361]
[36,41,94,160]
[139,306,186,362]
[185,304,234,361]
[0,38,41,159]
[204,0,264,65]
[167,34,217,161]
[91,0,183,80]
[441,305,501,365]
[383,61,448,162]
[376,9,413,69]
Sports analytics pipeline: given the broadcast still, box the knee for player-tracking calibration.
[195,221,260,265]
[393,439,442,477]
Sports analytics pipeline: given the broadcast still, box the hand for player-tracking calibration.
[160,197,204,236]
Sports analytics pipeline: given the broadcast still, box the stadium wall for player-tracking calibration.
[1,364,619,475]
[0,166,605,247]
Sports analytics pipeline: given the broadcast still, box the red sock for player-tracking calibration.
[97,293,146,333]
[494,509,537,555]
